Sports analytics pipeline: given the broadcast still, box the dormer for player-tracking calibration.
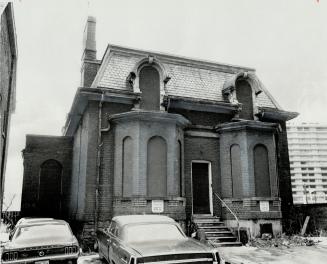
[127,56,170,111]
[222,71,262,120]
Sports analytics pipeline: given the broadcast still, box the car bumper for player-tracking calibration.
[1,252,79,264]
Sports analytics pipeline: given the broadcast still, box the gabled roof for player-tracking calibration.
[91,44,278,109]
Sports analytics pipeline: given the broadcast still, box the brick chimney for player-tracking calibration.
[81,16,99,87]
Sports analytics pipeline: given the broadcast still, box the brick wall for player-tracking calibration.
[81,61,100,87]
[98,102,132,221]
[21,135,73,217]
[222,198,282,220]
[69,102,132,222]
[68,102,132,247]
[276,121,294,228]
[170,108,232,126]
[184,136,221,218]
[69,116,89,220]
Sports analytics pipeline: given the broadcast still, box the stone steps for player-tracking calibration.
[211,241,243,247]
[192,215,242,247]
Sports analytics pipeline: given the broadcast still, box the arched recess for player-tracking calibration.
[254,144,271,197]
[139,66,160,110]
[39,159,62,217]
[122,136,133,197]
[236,79,254,120]
[230,144,242,198]
[147,136,167,197]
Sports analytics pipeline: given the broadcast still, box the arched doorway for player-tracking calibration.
[38,159,62,217]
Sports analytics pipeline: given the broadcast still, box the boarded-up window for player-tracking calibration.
[122,136,133,197]
[231,144,242,198]
[139,66,160,110]
[147,136,167,197]
[39,159,62,217]
[236,80,254,120]
[254,144,271,197]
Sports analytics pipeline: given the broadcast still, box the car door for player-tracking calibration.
[108,222,120,264]
[97,228,110,261]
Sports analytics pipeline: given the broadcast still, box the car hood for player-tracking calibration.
[4,236,77,250]
[128,238,212,257]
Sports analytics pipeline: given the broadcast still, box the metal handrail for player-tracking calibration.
[212,191,240,242]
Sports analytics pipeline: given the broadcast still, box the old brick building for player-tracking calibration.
[21,17,298,241]
[0,2,17,216]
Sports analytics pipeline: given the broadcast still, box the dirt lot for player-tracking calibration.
[218,237,327,264]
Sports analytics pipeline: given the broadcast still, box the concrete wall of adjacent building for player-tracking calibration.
[0,3,17,215]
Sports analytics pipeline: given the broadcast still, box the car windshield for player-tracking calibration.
[122,223,185,243]
[13,224,72,242]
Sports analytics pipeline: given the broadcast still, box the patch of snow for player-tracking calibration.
[308,236,327,246]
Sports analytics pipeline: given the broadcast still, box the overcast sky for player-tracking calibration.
[3,0,327,210]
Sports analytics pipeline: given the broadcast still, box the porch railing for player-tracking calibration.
[212,190,240,242]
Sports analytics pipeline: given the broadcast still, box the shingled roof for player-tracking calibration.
[91,44,279,109]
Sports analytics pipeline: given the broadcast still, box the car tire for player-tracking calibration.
[94,240,99,252]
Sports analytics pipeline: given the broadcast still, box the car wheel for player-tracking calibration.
[68,259,78,264]
[98,252,105,262]
[94,240,99,252]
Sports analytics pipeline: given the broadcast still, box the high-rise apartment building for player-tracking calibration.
[287,123,327,204]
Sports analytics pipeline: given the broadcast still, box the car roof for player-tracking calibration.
[112,215,176,226]
[17,219,68,228]
[17,217,54,224]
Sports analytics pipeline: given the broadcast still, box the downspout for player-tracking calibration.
[95,92,110,232]
[95,92,103,232]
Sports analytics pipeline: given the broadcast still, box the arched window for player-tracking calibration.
[139,66,160,110]
[147,136,167,197]
[254,144,271,197]
[230,144,242,198]
[39,159,62,217]
[122,136,133,197]
[236,79,254,120]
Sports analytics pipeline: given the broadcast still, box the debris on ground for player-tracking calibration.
[247,234,319,248]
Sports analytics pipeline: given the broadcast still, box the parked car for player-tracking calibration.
[96,215,222,264]
[1,219,79,264]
